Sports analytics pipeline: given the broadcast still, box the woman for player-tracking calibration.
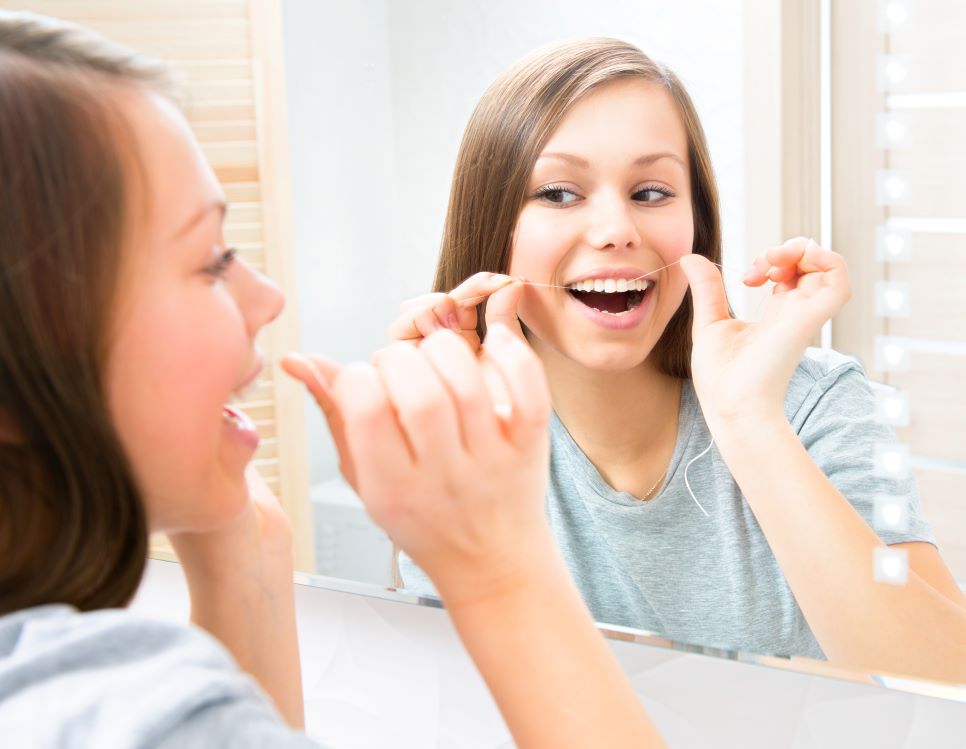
[0,13,663,748]
[363,38,966,681]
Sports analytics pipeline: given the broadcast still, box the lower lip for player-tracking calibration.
[222,404,260,452]
[566,286,655,331]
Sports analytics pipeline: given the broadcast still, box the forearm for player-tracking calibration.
[714,415,966,681]
[438,531,665,749]
[173,534,305,728]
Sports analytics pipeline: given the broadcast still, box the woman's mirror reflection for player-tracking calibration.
[287,37,966,684]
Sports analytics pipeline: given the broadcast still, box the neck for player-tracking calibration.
[534,339,683,488]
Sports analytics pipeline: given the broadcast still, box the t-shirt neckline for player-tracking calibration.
[550,379,699,508]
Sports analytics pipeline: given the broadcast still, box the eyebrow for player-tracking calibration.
[538,151,687,169]
[172,199,227,241]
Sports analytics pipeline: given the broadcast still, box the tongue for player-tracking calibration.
[576,291,627,314]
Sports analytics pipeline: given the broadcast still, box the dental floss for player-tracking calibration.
[457,258,735,307]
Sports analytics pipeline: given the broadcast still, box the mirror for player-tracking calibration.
[281,0,965,692]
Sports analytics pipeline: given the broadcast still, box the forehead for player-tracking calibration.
[541,78,688,157]
[115,88,223,235]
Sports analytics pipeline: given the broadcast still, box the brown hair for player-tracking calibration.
[0,12,171,614]
[434,37,722,378]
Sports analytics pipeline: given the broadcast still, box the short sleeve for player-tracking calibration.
[788,359,936,547]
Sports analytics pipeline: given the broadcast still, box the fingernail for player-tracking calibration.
[446,312,460,331]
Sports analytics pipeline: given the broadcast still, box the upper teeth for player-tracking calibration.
[568,278,651,292]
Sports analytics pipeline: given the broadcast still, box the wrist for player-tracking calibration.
[704,400,787,441]
[430,526,562,616]
[171,517,294,595]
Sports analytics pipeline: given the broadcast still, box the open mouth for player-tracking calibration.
[567,278,652,315]
[222,404,256,431]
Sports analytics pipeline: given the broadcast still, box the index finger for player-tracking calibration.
[449,272,516,307]
[765,238,843,274]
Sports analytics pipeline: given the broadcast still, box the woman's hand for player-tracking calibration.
[680,237,851,431]
[387,272,525,349]
[331,325,552,607]
[283,274,527,493]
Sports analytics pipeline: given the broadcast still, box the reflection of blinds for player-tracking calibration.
[834,1,965,581]
[9,1,313,570]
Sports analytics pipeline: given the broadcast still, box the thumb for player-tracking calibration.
[680,254,729,332]
[483,277,525,340]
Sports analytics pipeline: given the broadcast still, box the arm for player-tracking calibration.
[288,326,664,749]
[442,528,661,749]
[714,411,966,681]
[167,466,304,728]
[682,242,966,683]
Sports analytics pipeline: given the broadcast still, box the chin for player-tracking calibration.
[573,347,654,373]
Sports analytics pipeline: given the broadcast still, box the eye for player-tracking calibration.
[204,247,237,279]
[533,184,582,205]
[633,185,675,203]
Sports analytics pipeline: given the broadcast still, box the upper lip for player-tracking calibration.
[564,267,656,286]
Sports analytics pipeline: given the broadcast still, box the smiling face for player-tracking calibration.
[509,78,694,373]
[104,89,284,533]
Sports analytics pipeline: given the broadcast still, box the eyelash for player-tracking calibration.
[532,183,676,205]
[204,247,237,278]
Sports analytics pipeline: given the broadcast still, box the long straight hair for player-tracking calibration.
[434,38,722,378]
[0,13,171,613]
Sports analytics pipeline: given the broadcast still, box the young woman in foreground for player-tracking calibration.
[0,14,663,748]
[372,38,966,682]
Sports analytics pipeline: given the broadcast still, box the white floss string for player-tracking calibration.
[459,258,726,306]
[683,439,713,517]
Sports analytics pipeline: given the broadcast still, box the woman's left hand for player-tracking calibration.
[680,237,851,431]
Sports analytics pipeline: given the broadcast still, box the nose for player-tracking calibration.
[234,258,285,336]
[585,191,642,251]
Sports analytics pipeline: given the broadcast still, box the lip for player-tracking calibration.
[563,269,657,331]
[222,403,260,451]
[563,266,657,286]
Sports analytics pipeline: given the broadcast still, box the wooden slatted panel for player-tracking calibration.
[885,0,966,95]
[885,234,966,342]
[886,110,966,218]
[4,1,311,568]
[890,359,966,464]
[881,3,966,583]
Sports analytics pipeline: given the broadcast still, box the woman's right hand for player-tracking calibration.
[332,324,551,607]
[387,272,525,349]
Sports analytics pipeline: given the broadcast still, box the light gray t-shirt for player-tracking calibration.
[0,604,320,748]
[399,348,936,659]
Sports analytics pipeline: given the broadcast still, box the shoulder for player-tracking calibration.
[0,605,310,747]
[1,603,235,676]
[784,347,875,425]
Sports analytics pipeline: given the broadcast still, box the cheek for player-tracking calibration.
[105,287,247,500]
[507,208,572,279]
[647,207,695,263]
